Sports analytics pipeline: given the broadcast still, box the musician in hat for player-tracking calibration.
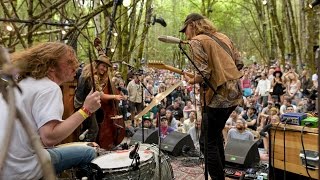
[180,12,243,179]
[127,70,143,126]
[74,54,123,142]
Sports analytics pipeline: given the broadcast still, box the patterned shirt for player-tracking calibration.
[189,38,243,108]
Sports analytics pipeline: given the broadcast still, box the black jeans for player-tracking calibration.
[200,106,236,180]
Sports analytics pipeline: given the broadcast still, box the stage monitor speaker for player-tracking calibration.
[129,128,158,145]
[225,139,260,168]
[160,131,195,156]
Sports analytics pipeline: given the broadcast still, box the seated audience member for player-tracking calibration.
[165,109,179,130]
[223,110,240,141]
[160,116,174,139]
[142,116,154,129]
[261,101,274,116]
[285,105,295,113]
[270,115,281,123]
[188,118,202,150]
[183,100,196,119]
[226,119,254,143]
[183,111,196,133]
[242,106,258,131]
[167,99,184,121]
[279,96,297,114]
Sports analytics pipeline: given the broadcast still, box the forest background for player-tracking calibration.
[0,0,319,78]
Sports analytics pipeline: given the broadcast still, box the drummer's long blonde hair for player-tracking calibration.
[11,42,75,81]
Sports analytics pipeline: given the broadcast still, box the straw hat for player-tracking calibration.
[95,55,112,67]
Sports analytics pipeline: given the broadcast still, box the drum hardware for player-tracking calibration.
[129,143,141,171]
[134,81,182,180]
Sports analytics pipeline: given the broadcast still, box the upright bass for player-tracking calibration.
[93,38,125,150]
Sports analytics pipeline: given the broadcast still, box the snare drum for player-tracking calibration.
[139,144,174,180]
[91,147,156,180]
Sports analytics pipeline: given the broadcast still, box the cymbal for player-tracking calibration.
[135,81,183,120]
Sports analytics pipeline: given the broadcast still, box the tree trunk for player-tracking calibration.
[269,0,286,68]
[137,0,152,67]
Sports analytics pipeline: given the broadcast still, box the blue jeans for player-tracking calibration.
[47,145,96,174]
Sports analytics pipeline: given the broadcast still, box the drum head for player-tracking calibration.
[92,149,153,169]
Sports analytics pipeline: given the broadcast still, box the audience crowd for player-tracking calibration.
[83,61,319,157]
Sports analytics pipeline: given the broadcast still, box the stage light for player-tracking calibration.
[123,0,131,7]
[61,30,67,35]
[113,32,118,37]
[6,25,13,32]
[111,48,115,52]
[262,0,268,5]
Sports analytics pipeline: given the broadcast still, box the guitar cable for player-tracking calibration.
[300,123,313,179]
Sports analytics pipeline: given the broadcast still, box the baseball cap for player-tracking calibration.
[179,13,204,33]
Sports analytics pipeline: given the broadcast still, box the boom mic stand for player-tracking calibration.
[178,43,216,180]
[157,105,162,180]
[140,81,153,144]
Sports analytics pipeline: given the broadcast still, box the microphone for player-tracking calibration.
[158,35,188,44]
[122,61,134,68]
[129,142,140,159]
[79,129,89,140]
[259,124,272,137]
[309,0,320,8]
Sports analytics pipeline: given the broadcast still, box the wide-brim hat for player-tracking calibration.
[179,13,204,33]
[95,55,112,67]
[273,67,283,77]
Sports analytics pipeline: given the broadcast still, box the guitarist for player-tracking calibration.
[179,13,243,180]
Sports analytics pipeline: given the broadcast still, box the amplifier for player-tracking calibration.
[281,113,307,125]
[301,117,318,128]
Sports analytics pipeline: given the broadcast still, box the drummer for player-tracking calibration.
[1,42,101,179]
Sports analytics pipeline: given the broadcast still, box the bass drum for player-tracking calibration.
[139,144,174,180]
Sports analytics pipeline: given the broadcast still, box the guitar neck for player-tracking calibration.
[148,63,194,78]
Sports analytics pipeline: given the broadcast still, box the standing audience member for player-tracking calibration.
[180,13,243,179]
[127,72,143,126]
[271,68,285,103]
[1,42,101,179]
[255,73,271,107]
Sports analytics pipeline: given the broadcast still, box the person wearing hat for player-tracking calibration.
[74,54,123,144]
[127,70,143,125]
[271,67,285,103]
[180,13,243,179]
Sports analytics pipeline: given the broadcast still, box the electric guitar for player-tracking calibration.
[147,62,194,78]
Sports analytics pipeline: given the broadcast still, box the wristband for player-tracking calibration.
[78,109,89,119]
[81,106,92,116]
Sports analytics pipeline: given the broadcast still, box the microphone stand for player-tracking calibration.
[157,105,162,180]
[140,81,154,144]
[178,43,216,180]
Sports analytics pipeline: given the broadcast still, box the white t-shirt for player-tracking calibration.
[312,74,318,81]
[1,77,63,180]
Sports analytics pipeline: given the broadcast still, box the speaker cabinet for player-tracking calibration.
[129,128,158,145]
[160,131,195,156]
[225,139,260,167]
